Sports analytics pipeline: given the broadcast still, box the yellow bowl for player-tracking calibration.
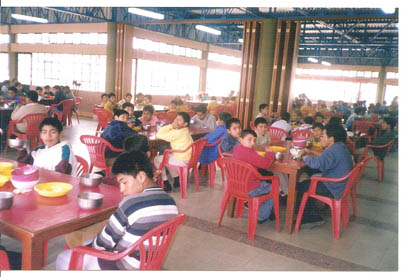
[0,175,11,187]
[0,162,13,175]
[268,146,286,152]
[256,151,266,157]
[313,142,322,148]
[34,182,73,197]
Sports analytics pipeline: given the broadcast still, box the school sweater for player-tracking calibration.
[156,125,193,162]
[199,125,227,164]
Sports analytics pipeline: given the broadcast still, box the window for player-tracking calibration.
[17,54,31,85]
[0,34,10,44]
[206,68,240,97]
[208,52,242,65]
[0,53,9,81]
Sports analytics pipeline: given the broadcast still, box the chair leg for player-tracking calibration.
[272,190,280,232]
[377,159,384,182]
[43,240,48,266]
[200,164,207,176]
[179,168,188,199]
[218,192,230,226]
[341,197,350,229]
[294,193,309,233]
[332,200,342,239]
[248,199,259,240]
[193,166,200,192]
[208,161,216,188]
[351,187,357,217]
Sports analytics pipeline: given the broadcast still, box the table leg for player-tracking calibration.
[21,235,44,270]
[285,170,298,234]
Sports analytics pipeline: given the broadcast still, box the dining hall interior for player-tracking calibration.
[0,4,400,272]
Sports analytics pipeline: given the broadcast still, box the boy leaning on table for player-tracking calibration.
[56,151,179,270]
[16,117,77,175]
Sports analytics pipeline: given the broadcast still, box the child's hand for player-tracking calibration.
[153,170,161,182]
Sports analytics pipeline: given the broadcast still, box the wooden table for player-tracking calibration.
[134,104,168,117]
[139,126,210,146]
[0,158,122,270]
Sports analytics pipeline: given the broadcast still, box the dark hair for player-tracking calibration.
[108,93,116,98]
[328,117,341,125]
[303,116,314,125]
[170,99,177,105]
[383,116,396,130]
[101,93,108,99]
[176,99,184,106]
[314,112,324,119]
[15,82,21,87]
[293,110,302,117]
[142,105,154,114]
[36,86,43,91]
[177,112,190,126]
[195,104,207,114]
[225,117,241,129]
[125,93,132,97]
[8,87,17,93]
[137,93,144,97]
[26,90,38,102]
[111,150,153,179]
[254,117,267,127]
[39,117,63,133]
[281,112,290,121]
[325,124,347,143]
[114,109,129,118]
[312,122,325,130]
[44,85,50,89]
[123,134,149,153]
[144,94,152,101]
[122,102,134,110]
[218,112,232,123]
[259,104,268,111]
[241,129,257,138]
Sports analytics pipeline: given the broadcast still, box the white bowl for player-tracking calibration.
[11,179,40,191]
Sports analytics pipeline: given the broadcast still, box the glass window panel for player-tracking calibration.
[72,33,81,44]
[165,44,173,54]
[191,49,197,58]
[173,45,180,56]
[179,47,186,56]
[372,72,379,78]
[98,33,107,44]
[56,33,64,44]
[89,33,98,45]
[0,53,10,81]
[27,33,35,44]
[197,50,202,59]
[206,68,241,97]
[159,42,167,53]
[64,33,73,44]
[185,48,192,57]
[80,33,90,44]
[49,33,57,44]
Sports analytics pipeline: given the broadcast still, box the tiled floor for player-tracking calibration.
[0,118,398,271]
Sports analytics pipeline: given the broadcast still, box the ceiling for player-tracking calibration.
[0,7,398,67]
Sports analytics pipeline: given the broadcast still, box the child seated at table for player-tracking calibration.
[5,87,22,104]
[207,96,218,116]
[116,93,132,109]
[220,117,241,153]
[138,105,159,127]
[103,93,116,113]
[101,109,137,163]
[254,117,271,146]
[232,129,277,224]
[122,102,142,130]
[144,94,152,105]
[293,116,313,131]
[99,93,108,107]
[175,99,189,113]
[168,99,178,112]
[17,117,77,175]
[56,151,179,270]
[153,112,193,192]
[310,123,324,143]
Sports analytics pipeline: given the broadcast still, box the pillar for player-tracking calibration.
[105,22,117,94]
[376,66,386,104]
[198,50,208,93]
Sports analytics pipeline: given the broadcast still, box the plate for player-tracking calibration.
[312,142,322,148]
[268,146,286,152]
[34,182,73,197]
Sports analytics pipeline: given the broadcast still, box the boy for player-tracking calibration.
[232,129,277,223]
[199,112,232,165]
[254,117,271,146]
[138,105,159,127]
[256,104,270,124]
[43,85,53,96]
[168,99,178,112]
[99,93,109,107]
[294,116,313,131]
[207,96,218,116]
[311,122,325,143]
[271,112,291,140]
[5,87,22,104]
[153,112,193,192]
[144,94,152,105]
[56,151,178,270]
[17,117,77,175]
[101,109,137,160]
[220,117,241,153]
[117,93,132,109]
[122,102,142,130]
[190,104,217,130]
[314,112,324,124]
[135,93,144,105]
[103,93,116,113]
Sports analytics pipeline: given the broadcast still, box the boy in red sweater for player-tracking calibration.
[232,129,277,224]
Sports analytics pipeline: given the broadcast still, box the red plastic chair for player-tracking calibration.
[358,140,394,182]
[158,138,208,199]
[214,105,226,118]
[267,126,289,141]
[51,99,75,126]
[68,214,186,270]
[74,155,89,177]
[352,120,377,143]
[294,159,368,239]
[3,113,48,154]
[0,250,10,270]
[249,121,255,130]
[345,137,356,156]
[217,157,280,240]
[200,136,225,188]
[291,129,313,139]
[93,108,113,136]
[80,135,124,174]
[73,96,83,124]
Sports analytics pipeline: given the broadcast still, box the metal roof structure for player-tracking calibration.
[0,7,398,67]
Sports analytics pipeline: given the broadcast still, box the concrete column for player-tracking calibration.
[376,66,386,104]
[198,50,208,93]
[8,25,18,81]
[105,22,117,93]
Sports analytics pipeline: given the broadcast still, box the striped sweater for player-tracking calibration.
[91,187,178,270]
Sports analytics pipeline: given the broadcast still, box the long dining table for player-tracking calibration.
[0,158,122,270]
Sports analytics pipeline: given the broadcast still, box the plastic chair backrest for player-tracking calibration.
[58,99,76,114]
[0,250,10,270]
[80,135,121,170]
[20,113,48,137]
[74,155,89,177]
[291,129,313,139]
[93,108,112,128]
[353,120,375,135]
[249,121,255,130]
[18,96,26,103]
[187,138,208,169]
[69,214,186,270]
[267,126,289,141]
[341,161,365,198]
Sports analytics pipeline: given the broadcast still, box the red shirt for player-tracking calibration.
[232,144,274,191]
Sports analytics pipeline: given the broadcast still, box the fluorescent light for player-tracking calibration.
[11,14,48,23]
[307,57,318,63]
[195,25,221,36]
[238,38,243,43]
[381,8,396,14]
[128,8,164,20]
[321,61,331,66]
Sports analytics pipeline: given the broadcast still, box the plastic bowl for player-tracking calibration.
[293,139,306,148]
[11,165,39,182]
[7,138,25,149]
[0,192,14,210]
[268,146,286,152]
[12,179,40,191]
[80,173,103,187]
[0,175,10,187]
[77,192,104,210]
[34,182,73,197]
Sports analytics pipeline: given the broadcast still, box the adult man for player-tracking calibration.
[190,104,217,130]
[11,90,48,133]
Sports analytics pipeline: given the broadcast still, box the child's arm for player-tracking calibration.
[55,145,73,175]
[156,124,182,142]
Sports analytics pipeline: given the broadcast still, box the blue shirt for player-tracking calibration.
[199,125,227,164]
[304,142,353,199]
[101,120,137,158]
[220,133,240,153]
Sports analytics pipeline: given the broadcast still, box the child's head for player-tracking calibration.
[217,112,232,126]
[101,93,108,102]
[254,117,268,136]
[172,112,190,129]
[239,129,257,149]
[36,86,43,95]
[303,116,314,125]
[39,117,63,148]
[111,151,154,196]
[170,99,177,109]
[142,105,155,122]
[312,123,325,139]
[328,117,341,125]
[108,92,116,102]
[195,104,207,120]
[44,85,50,92]
[382,116,396,130]
[122,102,134,117]
[8,87,16,99]
[225,118,241,138]
[26,90,39,103]
[291,111,302,122]
[136,93,144,102]
[124,93,132,103]
[144,94,152,103]
[114,109,129,122]
[323,124,347,148]
[314,112,324,123]
[281,112,290,122]
[123,134,150,157]
[259,104,269,115]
